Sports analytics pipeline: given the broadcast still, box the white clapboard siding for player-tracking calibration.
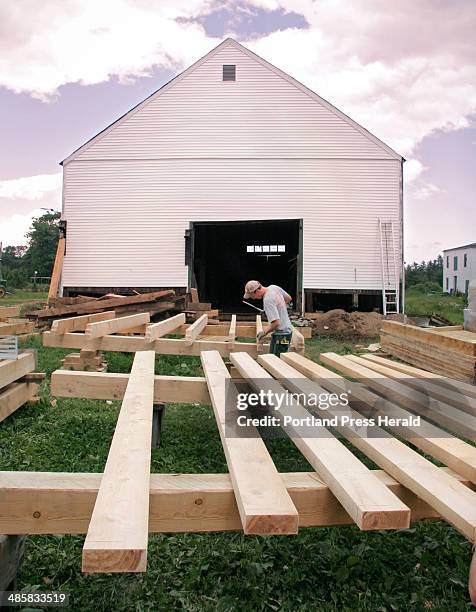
[62,158,401,289]
[61,39,402,291]
[69,42,397,162]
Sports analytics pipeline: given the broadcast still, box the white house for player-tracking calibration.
[443,243,476,294]
[59,38,404,314]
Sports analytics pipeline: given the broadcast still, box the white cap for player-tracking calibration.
[243,280,261,299]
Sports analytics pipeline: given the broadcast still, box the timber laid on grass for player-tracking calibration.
[3,349,476,589]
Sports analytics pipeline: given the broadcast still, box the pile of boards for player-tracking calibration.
[381,321,476,383]
[26,290,184,330]
[0,351,44,423]
[0,306,35,337]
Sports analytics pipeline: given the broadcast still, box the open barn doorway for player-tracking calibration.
[189,219,302,313]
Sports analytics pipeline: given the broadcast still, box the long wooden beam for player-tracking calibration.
[85,313,150,338]
[51,311,116,334]
[0,382,38,422]
[359,354,476,400]
[349,354,476,417]
[43,331,260,357]
[174,323,312,339]
[145,313,185,342]
[0,468,472,536]
[201,350,298,535]
[282,352,476,484]
[320,352,476,440]
[0,352,36,390]
[185,314,208,346]
[230,352,410,531]
[82,351,155,573]
[51,370,210,404]
[0,305,21,320]
[280,353,476,542]
[47,236,65,303]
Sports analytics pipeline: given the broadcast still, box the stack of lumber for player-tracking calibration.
[26,290,182,329]
[0,305,36,337]
[380,321,476,383]
[62,350,107,372]
[0,351,44,423]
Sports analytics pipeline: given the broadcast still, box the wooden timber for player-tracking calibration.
[0,382,39,423]
[51,370,210,405]
[280,353,476,542]
[381,321,476,383]
[43,331,262,357]
[0,353,36,390]
[201,351,298,534]
[0,468,472,536]
[51,311,116,334]
[85,313,150,338]
[145,313,185,342]
[82,351,155,573]
[185,314,208,346]
[358,354,476,400]
[31,290,175,319]
[228,315,236,346]
[47,236,65,303]
[0,305,21,320]
[348,354,476,417]
[231,352,410,531]
[320,352,476,440]
[0,320,35,335]
[282,353,476,484]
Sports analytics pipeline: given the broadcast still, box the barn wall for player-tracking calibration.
[62,158,401,290]
[69,44,396,162]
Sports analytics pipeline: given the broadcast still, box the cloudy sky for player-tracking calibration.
[0,0,475,263]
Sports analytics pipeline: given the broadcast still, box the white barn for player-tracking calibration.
[60,38,404,314]
[443,243,476,295]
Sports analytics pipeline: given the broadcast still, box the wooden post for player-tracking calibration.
[47,236,65,304]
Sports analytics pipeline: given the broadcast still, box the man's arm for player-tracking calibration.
[261,319,280,338]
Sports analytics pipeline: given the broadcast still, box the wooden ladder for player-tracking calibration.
[379,219,399,315]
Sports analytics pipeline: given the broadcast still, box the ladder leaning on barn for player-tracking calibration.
[379,218,400,315]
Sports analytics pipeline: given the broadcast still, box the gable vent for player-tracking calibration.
[223,64,236,81]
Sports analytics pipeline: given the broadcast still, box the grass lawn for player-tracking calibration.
[0,334,473,611]
[405,289,467,324]
[0,289,47,309]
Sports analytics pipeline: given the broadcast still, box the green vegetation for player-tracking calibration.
[405,257,443,290]
[1,211,60,290]
[405,288,467,324]
[0,335,472,611]
[0,289,47,308]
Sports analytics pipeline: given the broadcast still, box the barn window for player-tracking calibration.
[223,65,236,81]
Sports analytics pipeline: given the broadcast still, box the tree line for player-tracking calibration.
[405,256,443,292]
[1,211,60,289]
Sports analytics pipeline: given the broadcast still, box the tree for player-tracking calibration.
[23,211,61,277]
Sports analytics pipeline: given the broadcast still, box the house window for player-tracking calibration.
[453,275,457,292]
[446,277,449,291]
[446,256,449,267]
[454,255,458,270]
[223,65,236,81]
[464,253,467,267]
[466,279,470,294]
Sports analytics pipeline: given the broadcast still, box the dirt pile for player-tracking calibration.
[307,310,407,336]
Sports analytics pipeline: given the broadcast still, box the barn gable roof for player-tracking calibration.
[61,38,403,165]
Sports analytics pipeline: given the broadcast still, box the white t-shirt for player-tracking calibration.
[263,285,293,333]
